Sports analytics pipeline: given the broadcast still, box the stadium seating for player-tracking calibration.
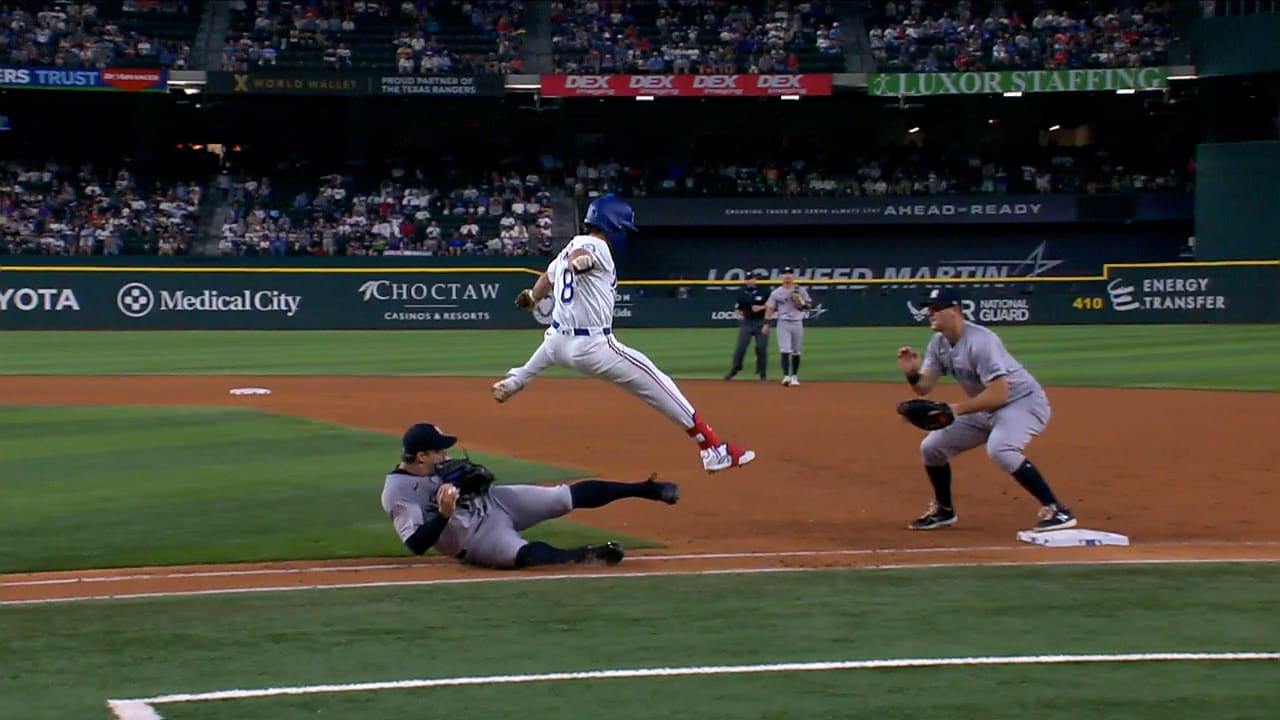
[223,0,525,73]
[0,160,202,256]
[1,0,200,69]
[216,169,555,257]
[551,0,847,74]
[564,143,1192,199]
[865,0,1174,73]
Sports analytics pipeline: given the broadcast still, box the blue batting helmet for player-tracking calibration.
[583,194,638,248]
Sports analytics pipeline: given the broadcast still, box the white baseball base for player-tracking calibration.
[1015,528,1131,547]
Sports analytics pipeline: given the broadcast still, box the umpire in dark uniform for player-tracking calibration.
[724,270,770,381]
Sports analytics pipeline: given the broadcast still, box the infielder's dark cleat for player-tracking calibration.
[582,542,624,566]
[1031,504,1077,532]
[908,501,957,530]
[643,473,680,505]
[723,371,737,380]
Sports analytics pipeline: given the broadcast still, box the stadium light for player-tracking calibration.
[1049,124,1061,131]
[1002,91,1022,98]
[636,95,655,101]
[907,126,920,134]
[1116,89,1136,95]
[780,95,800,101]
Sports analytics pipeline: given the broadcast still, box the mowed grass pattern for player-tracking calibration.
[3,325,1279,390]
[2,563,1277,720]
[0,405,646,573]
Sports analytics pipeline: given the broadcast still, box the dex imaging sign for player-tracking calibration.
[116,282,302,318]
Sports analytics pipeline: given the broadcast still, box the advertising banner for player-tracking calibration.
[0,65,167,92]
[206,71,506,97]
[206,70,367,96]
[0,272,530,330]
[625,194,1192,227]
[868,67,1169,97]
[539,73,833,97]
[2,265,1273,330]
[626,195,1084,227]
[626,233,1187,286]
[375,73,504,96]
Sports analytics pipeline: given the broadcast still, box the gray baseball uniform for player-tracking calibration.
[381,469,572,568]
[767,284,812,354]
[918,322,1051,473]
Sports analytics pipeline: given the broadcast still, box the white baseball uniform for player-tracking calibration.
[501,234,696,428]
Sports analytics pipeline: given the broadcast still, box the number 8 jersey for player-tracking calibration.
[549,235,618,329]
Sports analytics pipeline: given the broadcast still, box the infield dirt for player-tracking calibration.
[2,376,1277,602]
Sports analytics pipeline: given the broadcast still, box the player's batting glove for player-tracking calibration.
[515,289,536,310]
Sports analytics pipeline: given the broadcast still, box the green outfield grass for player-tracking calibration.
[3,326,1278,390]
[0,405,653,573]
[3,563,1278,720]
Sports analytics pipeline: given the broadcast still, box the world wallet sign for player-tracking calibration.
[539,73,833,97]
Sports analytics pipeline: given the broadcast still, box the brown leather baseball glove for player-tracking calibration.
[514,289,536,310]
[896,399,955,431]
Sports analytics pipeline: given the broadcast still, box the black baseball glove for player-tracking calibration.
[435,458,496,497]
[896,399,956,431]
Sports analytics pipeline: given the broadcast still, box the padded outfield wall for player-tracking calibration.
[0,261,1275,329]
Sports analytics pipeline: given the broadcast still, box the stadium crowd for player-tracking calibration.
[551,0,846,74]
[867,1,1174,73]
[221,0,526,74]
[0,160,202,256]
[1,0,195,69]
[563,146,1193,199]
[214,169,556,257]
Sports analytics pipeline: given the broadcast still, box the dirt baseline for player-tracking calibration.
[2,376,1277,602]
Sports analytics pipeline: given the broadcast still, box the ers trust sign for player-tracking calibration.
[540,74,833,97]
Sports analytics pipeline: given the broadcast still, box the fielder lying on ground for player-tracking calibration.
[381,422,679,569]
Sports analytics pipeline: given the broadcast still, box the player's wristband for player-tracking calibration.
[906,371,921,386]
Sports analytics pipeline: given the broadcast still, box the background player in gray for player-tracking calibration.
[724,270,770,381]
[381,422,679,569]
[765,266,813,386]
[895,288,1078,532]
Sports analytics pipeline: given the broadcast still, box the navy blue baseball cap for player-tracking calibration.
[402,423,457,455]
[923,287,962,309]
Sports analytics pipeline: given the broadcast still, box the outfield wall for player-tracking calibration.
[1,262,1276,330]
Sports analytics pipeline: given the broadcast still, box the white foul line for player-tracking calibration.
[6,557,1280,607]
[107,652,1280,718]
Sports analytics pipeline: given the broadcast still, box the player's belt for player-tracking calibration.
[551,320,612,336]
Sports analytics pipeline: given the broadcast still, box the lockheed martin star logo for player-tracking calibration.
[937,241,1065,278]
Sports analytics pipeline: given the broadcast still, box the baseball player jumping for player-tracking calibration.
[382,422,680,569]
[895,288,1078,532]
[492,195,756,474]
[764,267,812,386]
